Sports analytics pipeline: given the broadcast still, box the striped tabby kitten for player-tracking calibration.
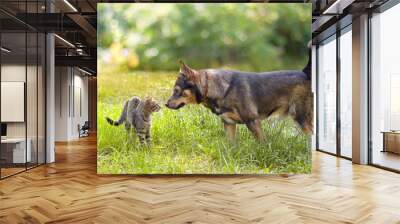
[106,96,161,144]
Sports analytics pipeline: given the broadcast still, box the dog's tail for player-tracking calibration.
[106,100,128,126]
[302,41,312,80]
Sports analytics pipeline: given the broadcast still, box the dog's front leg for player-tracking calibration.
[223,122,236,142]
[245,120,264,141]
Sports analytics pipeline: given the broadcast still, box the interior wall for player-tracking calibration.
[71,72,89,138]
[55,67,89,141]
[74,72,89,123]
[55,66,69,141]
[88,77,97,131]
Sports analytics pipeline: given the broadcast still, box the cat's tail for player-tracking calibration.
[106,117,121,126]
[106,100,128,126]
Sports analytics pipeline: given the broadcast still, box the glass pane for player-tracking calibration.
[0,1,46,178]
[38,33,45,164]
[1,30,27,177]
[371,4,400,171]
[340,28,352,158]
[317,36,337,154]
[27,31,38,169]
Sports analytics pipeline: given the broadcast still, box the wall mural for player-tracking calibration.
[97,3,312,174]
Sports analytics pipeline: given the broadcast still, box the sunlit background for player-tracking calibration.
[97,3,312,174]
[98,3,311,73]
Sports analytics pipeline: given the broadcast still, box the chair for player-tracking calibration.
[78,121,90,138]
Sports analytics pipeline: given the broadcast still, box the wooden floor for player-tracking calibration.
[1,135,400,223]
[373,150,400,171]
[1,167,26,178]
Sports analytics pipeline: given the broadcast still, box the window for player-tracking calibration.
[339,27,352,158]
[370,3,400,171]
[317,35,337,154]
[0,1,46,179]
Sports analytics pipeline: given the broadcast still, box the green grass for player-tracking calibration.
[97,70,311,174]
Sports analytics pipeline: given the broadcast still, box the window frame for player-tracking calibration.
[367,0,400,173]
[315,23,353,160]
[0,1,48,180]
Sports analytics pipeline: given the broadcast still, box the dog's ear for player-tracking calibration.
[179,60,197,81]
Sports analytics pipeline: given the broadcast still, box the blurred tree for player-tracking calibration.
[98,3,311,72]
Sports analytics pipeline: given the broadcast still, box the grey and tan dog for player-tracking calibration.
[166,48,312,141]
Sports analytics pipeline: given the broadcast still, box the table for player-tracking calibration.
[381,131,400,154]
[1,138,31,164]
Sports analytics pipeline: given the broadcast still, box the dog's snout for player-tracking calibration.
[165,100,172,108]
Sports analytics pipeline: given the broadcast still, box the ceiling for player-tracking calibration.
[1,0,395,75]
[0,0,97,75]
[311,0,391,43]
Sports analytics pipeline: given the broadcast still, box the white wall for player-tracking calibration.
[1,65,26,81]
[72,73,89,138]
[1,82,25,122]
[55,66,70,141]
[55,67,89,141]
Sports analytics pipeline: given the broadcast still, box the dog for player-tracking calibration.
[166,47,312,141]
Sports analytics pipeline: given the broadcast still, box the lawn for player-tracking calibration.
[97,70,311,174]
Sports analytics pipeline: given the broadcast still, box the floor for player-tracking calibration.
[0,136,400,223]
[0,167,25,178]
[372,150,400,171]
[1,163,43,178]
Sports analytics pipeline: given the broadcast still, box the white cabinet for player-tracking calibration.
[1,138,32,163]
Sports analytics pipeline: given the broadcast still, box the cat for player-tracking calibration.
[106,96,161,144]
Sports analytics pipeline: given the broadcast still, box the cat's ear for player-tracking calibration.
[144,97,154,105]
[179,60,198,81]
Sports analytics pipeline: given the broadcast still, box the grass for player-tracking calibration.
[97,69,311,174]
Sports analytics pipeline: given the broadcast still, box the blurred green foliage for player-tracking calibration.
[98,3,311,72]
